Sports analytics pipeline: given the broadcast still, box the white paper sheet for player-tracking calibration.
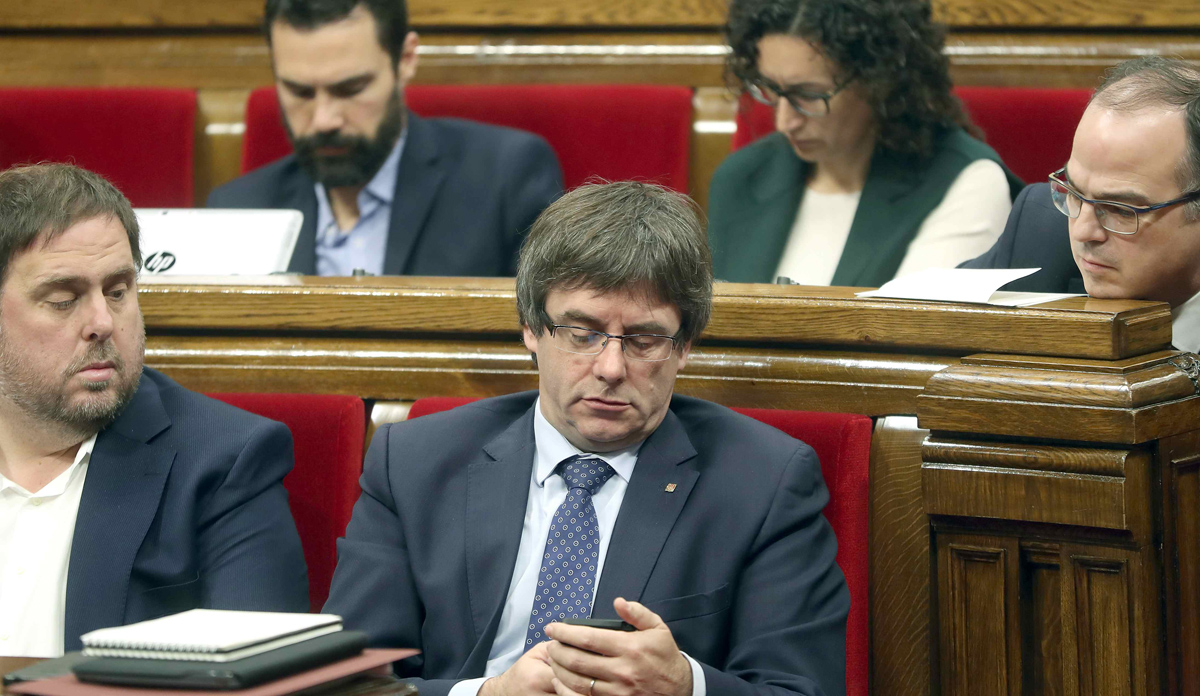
[855,268,1082,305]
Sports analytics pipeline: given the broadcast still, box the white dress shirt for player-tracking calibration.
[449,400,705,696]
[775,158,1012,285]
[0,433,97,657]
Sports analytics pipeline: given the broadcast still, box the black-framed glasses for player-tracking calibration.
[548,325,679,362]
[1048,168,1200,236]
[743,75,850,118]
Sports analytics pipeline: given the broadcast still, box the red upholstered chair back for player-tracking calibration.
[731,86,1093,184]
[208,393,366,611]
[955,86,1091,184]
[0,88,197,207]
[407,397,872,696]
[241,85,695,191]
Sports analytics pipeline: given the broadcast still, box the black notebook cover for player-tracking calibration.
[71,630,368,690]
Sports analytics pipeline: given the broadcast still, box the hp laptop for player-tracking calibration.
[134,209,303,276]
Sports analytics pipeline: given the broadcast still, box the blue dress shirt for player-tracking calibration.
[313,132,406,277]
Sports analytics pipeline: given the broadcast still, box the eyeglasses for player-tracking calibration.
[1048,168,1200,235]
[744,76,850,118]
[548,325,679,362]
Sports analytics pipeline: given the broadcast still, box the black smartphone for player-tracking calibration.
[562,618,636,631]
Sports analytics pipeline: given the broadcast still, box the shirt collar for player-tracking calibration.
[0,432,97,497]
[1172,290,1200,353]
[532,398,639,487]
[313,129,406,235]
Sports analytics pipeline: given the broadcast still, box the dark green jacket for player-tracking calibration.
[707,128,1024,286]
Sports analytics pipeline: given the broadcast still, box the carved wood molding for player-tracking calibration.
[918,350,1200,444]
[922,438,1152,531]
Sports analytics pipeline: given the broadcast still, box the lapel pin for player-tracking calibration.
[665,483,677,493]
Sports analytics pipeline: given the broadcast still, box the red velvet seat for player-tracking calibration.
[209,392,366,611]
[241,84,694,191]
[0,88,197,207]
[408,396,872,696]
[731,86,1093,184]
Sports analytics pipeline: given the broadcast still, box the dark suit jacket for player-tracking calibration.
[207,114,563,276]
[63,368,309,652]
[959,182,1086,293]
[325,392,849,696]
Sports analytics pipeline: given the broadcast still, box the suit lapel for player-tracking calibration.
[830,150,921,287]
[280,163,320,275]
[593,410,698,616]
[738,136,807,283]
[460,404,537,675]
[64,372,175,649]
[382,113,448,275]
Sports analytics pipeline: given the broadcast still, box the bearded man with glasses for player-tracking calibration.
[963,56,1200,351]
[326,181,850,696]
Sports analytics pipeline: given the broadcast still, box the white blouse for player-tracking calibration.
[774,159,1013,285]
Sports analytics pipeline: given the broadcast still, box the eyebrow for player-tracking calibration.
[1062,167,1154,206]
[555,309,674,335]
[33,266,137,293]
[756,74,835,94]
[280,73,374,94]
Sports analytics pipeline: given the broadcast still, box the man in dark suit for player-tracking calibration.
[325,182,849,696]
[962,57,1200,352]
[206,0,562,277]
[0,164,308,657]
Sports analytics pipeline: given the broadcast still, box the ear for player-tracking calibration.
[522,324,541,354]
[676,341,691,370]
[398,31,420,86]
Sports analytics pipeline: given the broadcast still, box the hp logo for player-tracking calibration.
[144,251,177,273]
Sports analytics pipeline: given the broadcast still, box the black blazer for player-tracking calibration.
[325,392,849,696]
[960,182,1086,293]
[63,368,309,651]
[207,113,563,276]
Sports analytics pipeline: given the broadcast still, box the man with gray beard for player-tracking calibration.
[0,164,308,658]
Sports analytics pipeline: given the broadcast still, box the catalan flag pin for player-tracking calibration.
[665,483,677,493]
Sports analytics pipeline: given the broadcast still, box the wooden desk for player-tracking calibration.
[0,657,417,696]
[139,276,1198,696]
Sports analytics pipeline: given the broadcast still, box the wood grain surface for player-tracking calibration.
[934,0,1200,28]
[1157,431,1200,696]
[867,418,931,696]
[924,462,1129,529]
[3,0,1198,29]
[137,277,1171,360]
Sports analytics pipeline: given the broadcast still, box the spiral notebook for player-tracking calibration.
[79,609,342,662]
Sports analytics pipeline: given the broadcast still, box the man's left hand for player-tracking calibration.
[544,597,693,696]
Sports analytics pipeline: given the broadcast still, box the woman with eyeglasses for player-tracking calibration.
[707,0,1024,286]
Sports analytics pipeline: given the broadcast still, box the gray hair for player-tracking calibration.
[0,163,141,287]
[1092,56,1200,221]
[516,181,713,346]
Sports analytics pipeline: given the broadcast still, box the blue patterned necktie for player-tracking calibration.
[524,455,616,649]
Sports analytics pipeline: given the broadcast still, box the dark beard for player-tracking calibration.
[289,89,405,189]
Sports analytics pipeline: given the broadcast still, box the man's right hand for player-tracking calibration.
[480,641,558,696]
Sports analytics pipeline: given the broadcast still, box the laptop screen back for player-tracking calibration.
[135,209,303,276]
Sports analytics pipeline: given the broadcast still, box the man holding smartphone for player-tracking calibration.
[325,181,850,696]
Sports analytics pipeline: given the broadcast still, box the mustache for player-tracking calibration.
[292,131,369,155]
[64,342,124,377]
